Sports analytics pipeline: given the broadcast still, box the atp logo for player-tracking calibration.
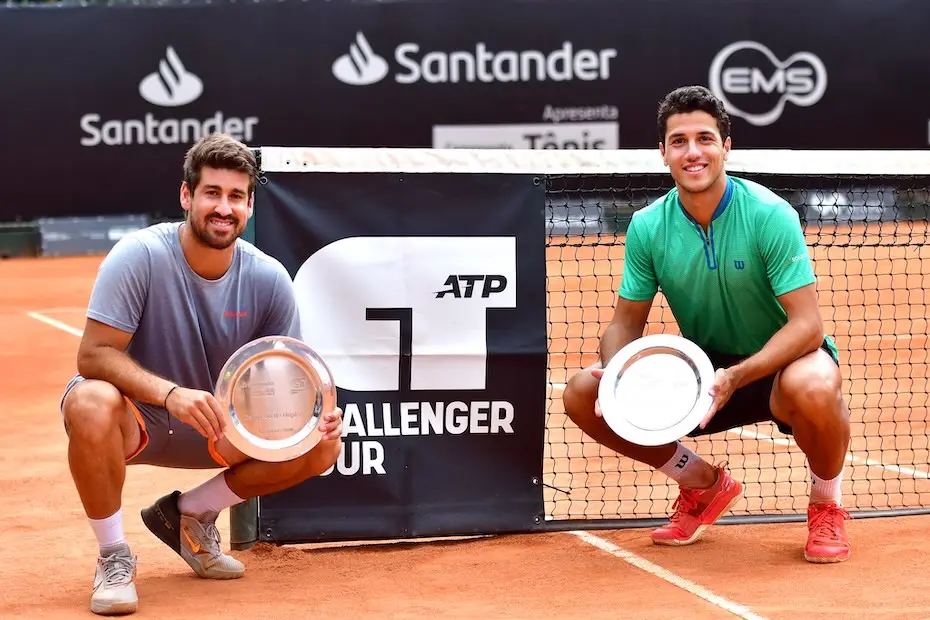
[435,275,508,299]
[292,236,517,392]
[708,41,827,127]
[332,32,389,86]
[138,46,203,107]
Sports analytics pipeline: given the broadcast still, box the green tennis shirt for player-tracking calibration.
[619,175,838,361]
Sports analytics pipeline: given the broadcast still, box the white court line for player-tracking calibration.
[568,530,769,620]
[26,311,84,338]
[547,381,930,480]
[28,306,88,315]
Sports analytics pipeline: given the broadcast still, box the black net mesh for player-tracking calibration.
[543,172,930,523]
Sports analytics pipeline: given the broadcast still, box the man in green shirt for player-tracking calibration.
[562,86,852,563]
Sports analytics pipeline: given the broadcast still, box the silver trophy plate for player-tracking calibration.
[597,334,714,446]
[214,336,337,462]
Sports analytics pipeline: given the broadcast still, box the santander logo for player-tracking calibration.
[138,46,203,107]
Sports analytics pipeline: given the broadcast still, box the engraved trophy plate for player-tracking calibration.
[598,334,715,446]
[215,336,337,462]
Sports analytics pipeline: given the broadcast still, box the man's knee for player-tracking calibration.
[562,368,599,417]
[281,439,343,482]
[316,439,342,472]
[62,380,126,441]
[773,353,845,427]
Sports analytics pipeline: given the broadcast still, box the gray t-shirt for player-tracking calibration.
[84,221,301,420]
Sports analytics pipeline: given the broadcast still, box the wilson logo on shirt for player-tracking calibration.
[734,260,745,270]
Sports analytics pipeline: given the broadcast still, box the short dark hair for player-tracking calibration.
[183,133,258,196]
[656,86,731,144]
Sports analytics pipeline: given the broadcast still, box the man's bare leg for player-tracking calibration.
[170,424,343,520]
[770,349,852,563]
[562,366,743,546]
[140,422,342,580]
[562,367,718,487]
[62,379,143,616]
[220,436,342,496]
[64,380,143,520]
[771,350,849,494]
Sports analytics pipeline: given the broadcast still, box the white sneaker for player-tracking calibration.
[90,550,138,615]
[141,490,244,580]
[179,514,245,580]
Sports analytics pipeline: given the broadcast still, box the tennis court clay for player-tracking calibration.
[3,223,930,619]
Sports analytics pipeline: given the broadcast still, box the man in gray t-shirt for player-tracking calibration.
[65,219,302,467]
[59,133,344,617]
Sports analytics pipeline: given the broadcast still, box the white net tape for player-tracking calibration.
[258,146,930,176]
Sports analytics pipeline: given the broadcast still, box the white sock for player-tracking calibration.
[658,443,713,489]
[810,469,844,505]
[89,508,127,556]
[178,471,246,521]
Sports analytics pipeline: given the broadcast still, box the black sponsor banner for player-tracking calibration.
[2,0,929,223]
[250,169,548,542]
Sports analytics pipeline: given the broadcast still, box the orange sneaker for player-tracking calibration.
[805,502,851,563]
[651,466,743,546]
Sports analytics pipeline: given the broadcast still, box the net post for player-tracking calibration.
[243,147,262,244]
[244,212,256,244]
[229,498,260,550]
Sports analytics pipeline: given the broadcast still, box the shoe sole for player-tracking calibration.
[91,598,138,616]
[804,550,851,564]
[180,546,245,580]
[652,486,745,547]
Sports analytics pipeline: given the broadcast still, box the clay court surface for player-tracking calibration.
[3,224,930,619]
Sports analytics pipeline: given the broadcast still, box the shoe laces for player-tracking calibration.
[100,553,134,587]
[185,512,223,556]
[809,503,850,540]
[201,521,223,556]
[669,488,700,523]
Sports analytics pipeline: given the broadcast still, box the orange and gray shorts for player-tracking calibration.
[59,375,228,469]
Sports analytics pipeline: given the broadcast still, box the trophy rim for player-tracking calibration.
[597,334,714,447]
[215,336,337,463]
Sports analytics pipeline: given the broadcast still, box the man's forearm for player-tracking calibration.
[729,318,824,389]
[77,346,176,407]
[599,320,645,367]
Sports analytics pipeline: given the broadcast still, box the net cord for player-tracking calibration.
[257,146,930,176]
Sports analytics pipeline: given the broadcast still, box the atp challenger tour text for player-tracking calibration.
[321,400,515,477]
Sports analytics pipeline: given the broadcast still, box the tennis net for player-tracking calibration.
[257,146,930,529]
[543,149,930,526]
